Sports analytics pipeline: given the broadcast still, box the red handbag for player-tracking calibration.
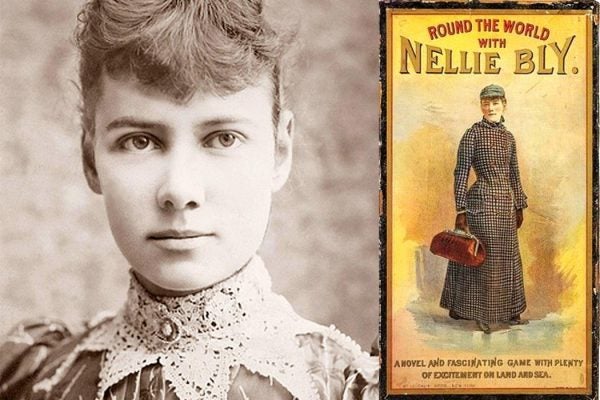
[430,229,486,267]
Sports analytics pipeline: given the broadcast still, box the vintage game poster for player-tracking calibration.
[381,1,598,397]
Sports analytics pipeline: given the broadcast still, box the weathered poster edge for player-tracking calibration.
[378,1,599,398]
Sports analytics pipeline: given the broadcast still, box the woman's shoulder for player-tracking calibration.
[237,321,379,400]
[0,318,73,398]
[466,119,489,134]
[0,314,113,400]
[460,122,482,141]
[262,292,378,373]
[293,322,379,400]
[241,291,379,399]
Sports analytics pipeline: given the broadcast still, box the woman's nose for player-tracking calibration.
[156,152,205,211]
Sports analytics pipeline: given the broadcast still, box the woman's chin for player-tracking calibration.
[131,270,201,296]
[131,261,245,296]
[484,116,502,122]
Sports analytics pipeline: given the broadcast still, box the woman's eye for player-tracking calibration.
[120,135,159,152]
[204,132,242,149]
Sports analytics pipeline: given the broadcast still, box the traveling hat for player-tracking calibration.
[480,84,505,99]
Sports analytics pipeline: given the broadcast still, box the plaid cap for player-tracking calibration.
[480,84,505,99]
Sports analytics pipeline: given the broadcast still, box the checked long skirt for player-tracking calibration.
[439,207,526,323]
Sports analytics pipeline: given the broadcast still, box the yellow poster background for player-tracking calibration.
[387,10,592,394]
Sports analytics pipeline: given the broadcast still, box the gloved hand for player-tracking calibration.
[516,209,524,229]
[455,213,469,232]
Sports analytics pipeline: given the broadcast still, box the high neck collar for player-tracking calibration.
[481,116,505,128]
[123,256,271,350]
[34,254,322,400]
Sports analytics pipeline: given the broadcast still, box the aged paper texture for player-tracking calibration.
[382,2,598,396]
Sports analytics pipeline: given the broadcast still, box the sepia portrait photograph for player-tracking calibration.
[0,1,380,399]
[382,2,597,397]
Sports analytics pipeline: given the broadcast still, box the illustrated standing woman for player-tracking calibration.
[440,84,528,334]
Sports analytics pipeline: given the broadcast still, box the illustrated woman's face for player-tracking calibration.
[90,73,293,294]
[480,98,505,122]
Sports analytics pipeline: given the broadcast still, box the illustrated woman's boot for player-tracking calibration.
[476,320,491,334]
[508,315,529,325]
[449,310,466,320]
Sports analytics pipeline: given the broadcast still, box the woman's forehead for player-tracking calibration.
[480,97,503,103]
[98,70,275,103]
[94,72,275,130]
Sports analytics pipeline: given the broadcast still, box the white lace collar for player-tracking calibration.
[33,256,321,400]
[122,257,266,351]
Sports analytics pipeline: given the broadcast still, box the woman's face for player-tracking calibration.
[90,72,293,295]
[480,98,505,122]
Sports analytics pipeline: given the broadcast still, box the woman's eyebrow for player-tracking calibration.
[195,116,256,129]
[105,117,167,131]
[105,116,259,132]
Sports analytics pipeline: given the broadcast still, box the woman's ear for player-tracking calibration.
[272,109,294,192]
[82,132,102,194]
[84,162,102,194]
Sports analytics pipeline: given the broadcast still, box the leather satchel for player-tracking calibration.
[430,229,486,267]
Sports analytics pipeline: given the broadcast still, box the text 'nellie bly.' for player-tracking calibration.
[397,35,577,75]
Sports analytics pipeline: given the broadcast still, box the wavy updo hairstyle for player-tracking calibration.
[76,0,295,188]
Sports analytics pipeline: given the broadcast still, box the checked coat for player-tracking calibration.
[440,118,528,323]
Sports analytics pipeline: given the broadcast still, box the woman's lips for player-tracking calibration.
[148,230,214,251]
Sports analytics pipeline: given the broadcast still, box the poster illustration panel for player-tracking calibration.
[382,2,598,397]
